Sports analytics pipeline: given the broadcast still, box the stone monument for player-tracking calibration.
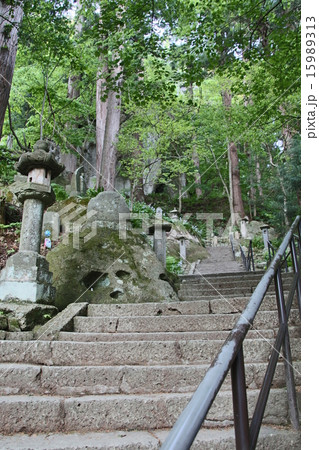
[240,217,249,239]
[148,208,172,266]
[0,140,64,303]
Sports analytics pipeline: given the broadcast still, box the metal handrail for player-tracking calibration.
[230,233,236,260]
[240,240,255,272]
[161,216,301,450]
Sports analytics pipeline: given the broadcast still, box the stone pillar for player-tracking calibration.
[154,231,167,266]
[240,217,249,239]
[148,222,172,267]
[260,225,270,249]
[19,198,44,252]
[179,237,186,260]
[0,140,64,304]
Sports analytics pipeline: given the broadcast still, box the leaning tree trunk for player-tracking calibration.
[0,1,23,140]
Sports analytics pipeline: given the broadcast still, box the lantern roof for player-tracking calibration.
[16,140,64,179]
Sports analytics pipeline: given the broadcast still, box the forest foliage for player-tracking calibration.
[0,0,301,233]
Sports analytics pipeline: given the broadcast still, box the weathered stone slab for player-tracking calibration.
[73,310,300,334]
[0,395,63,433]
[87,301,210,318]
[0,431,160,449]
[35,302,88,340]
[61,389,291,432]
[0,426,301,449]
[0,363,41,394]
[0,341,52,365]
[58,328,278,342]
[0,361,301,396]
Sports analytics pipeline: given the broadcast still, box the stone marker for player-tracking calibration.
[42,211,61,241]
[148,210,172,267]
[240,217,249,239]
[68,166,85,197]
[178,237,186,260]
[0,140,64,303]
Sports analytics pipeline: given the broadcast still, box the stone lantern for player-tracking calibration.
[0,140,64,303]
[240,216,249,239]
[170,208,179,221]
[177,235,187,260]
[260,224,270,250]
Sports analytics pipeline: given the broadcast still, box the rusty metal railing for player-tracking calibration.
[161,216,301,450]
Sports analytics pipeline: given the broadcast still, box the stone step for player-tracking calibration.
[58,328,279,342]
[88,300,212,317]
[194,266,245,275]
[178,278,292,291]
[0,389,294,434]
[0,361,301,396]
[59,325,301,342]
[0,425,301,449]
[178,284,292,297]
[87,297,285,317]
[0,338,301,366]
[179,291,291,301]
[73,310,300,334]
[179,271,292,283]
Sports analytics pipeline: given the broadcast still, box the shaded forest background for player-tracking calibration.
[0,0,301,234]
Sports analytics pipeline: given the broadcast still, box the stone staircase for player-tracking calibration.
[194,246,245,275]
[0,271,301,449]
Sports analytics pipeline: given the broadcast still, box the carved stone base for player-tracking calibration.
[0,251,56,304]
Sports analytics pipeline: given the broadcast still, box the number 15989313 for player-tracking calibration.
[306,17,316,78]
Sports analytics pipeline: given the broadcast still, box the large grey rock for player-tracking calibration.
[0,301,57,331]
[47,226,178,310]
[87,191,130,230]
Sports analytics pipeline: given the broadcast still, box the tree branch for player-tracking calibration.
[249,0,282,48]
[7,102,30,152]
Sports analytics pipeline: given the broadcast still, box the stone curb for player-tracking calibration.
[0,426,301,449]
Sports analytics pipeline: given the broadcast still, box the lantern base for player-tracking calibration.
[0,251,56,304]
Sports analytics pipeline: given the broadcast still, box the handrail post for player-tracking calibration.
[290,237,301,314]
[274,268,300,431]
[249,240,255,272]
[231,346,250,450]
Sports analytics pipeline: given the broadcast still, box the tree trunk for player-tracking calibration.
[99,63,122,191]
[0,199,5,224]
[188,82,202,198]
[222,89,245,224]
[229,142,245,219]
[192,149,202,198]
[95,64,108,187]
[0,1,23,140]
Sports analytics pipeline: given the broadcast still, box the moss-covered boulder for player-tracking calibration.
[47,226,179,310]
[0,302,58,331]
